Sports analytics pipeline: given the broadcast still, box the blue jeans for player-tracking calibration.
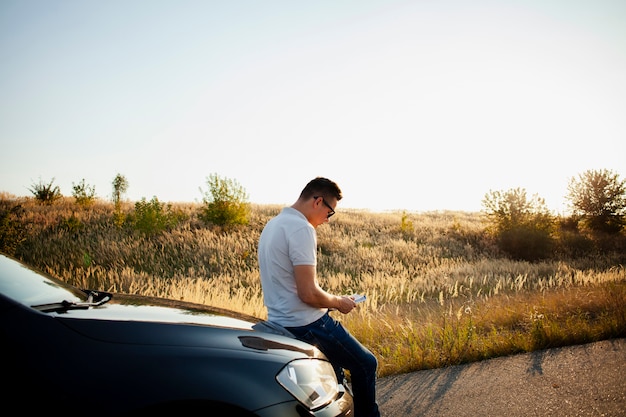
[287,311,380,417]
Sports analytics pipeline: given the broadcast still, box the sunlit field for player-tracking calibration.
[2,195,625,377]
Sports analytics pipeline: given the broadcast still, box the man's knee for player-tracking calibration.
[365,351,378,372]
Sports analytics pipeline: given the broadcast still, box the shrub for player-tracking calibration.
[59,214,85,235]
[131,196,186,235]
[555,230,595,258]
[72,179,97,207]
[28,177,62,205]
[498,225,554,261]
[199,173,250,228]
[0,203,27,255]
[482,188,555,261]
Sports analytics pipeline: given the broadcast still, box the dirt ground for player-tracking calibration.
[376,338,625,417]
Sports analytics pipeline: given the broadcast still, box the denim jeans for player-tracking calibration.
[287,311,380,417]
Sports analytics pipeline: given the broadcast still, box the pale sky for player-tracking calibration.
[1,0,625,213]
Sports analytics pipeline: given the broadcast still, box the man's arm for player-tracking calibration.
[293,265,356,314]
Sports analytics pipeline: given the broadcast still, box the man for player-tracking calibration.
[258,177,380,417]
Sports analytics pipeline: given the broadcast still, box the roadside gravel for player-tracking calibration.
[376,338,625,417]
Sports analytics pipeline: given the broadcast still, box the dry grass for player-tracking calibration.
[2,196,625,377]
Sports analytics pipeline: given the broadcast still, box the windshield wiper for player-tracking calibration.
[33,290,113,313]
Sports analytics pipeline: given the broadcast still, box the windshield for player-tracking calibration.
[0,255,86,307]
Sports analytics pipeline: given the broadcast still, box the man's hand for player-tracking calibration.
[335,295,357,314]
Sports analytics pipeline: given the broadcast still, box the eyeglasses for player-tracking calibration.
[313,196,335,218]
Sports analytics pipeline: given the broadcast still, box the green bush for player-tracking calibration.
[199,173,250,228]
[131,196,186,235]
[28,177,62,205]
[72,179,96,207]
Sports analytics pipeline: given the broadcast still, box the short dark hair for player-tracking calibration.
[300,177,343,201]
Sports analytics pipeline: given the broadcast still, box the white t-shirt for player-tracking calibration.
[258,207,326,327]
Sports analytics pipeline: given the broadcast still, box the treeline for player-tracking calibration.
[2,169,625,263]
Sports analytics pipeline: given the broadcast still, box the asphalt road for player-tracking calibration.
[376,338,625,417]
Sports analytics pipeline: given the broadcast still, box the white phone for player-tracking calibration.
[353,294,366,303]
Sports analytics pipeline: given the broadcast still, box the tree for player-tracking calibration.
[566,169,626,233]
[111,173,129,227]
[482,188,554,261]
[199,173,250,227]
[112,173,129,206]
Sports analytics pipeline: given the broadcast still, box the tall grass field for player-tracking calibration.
[2,195,625,377]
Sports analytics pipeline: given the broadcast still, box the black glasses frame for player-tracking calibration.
[313,196,335,218]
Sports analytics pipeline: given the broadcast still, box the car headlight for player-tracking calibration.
[276,358,340,410]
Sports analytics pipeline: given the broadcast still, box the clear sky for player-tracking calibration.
[1,0,625,213]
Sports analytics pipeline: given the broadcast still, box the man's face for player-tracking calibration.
[312,195,337,227]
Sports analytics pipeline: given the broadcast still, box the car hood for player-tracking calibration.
[53,293,319,358]
[56,293,258,329]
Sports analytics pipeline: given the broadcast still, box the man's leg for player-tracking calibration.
[288,313,380,417]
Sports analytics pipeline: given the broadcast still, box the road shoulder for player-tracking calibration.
[376,338,626,417]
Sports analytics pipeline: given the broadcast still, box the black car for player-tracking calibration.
[0,253,353,416]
